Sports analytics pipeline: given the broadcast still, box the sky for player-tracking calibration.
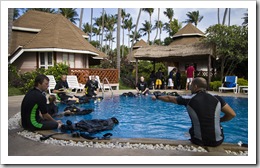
[74,8,247,47]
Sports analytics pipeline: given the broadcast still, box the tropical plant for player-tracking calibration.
[183,10,203,27]
[58,8,79,24]
[163,8,174,22]
[82,22,92,37]
[121,9,130,57]
[13,8,20,20]
[153,20,163,44]
[242,10,248,27]
[139,20,152,43]
[204,24,248,81]
[125,17,135,50]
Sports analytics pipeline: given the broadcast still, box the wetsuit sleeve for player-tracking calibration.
[214,95,227,108]
[176,96,190,106]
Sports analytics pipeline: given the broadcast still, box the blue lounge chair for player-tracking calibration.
[219,76,238,93]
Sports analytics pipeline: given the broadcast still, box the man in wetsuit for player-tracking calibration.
[84,77,97,97]
[136,76,149,95]
[21,74,62,131]
[53,75,78,102]
[152,77,236,147]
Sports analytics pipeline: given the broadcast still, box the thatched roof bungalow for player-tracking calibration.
[131,23,215,86]
[9,10,107,73]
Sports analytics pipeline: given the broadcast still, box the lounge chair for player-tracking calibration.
[66,75,84,93]
[46,75,57,95]
[219,76,238,94]
[89,75,110,90]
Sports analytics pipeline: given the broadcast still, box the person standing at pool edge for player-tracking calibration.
[152,77,236,147]
[21,74,62,131]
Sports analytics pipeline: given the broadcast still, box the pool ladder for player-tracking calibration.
[101,77,113,98]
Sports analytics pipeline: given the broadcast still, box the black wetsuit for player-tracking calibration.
[85,80,97,97]
[136,81,148,93]
[54,80,72,101]
[21,88,58,131]
[176,90,226,147]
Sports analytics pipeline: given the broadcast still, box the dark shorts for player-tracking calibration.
[40,120,58,130]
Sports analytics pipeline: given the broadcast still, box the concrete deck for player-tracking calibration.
[7,89,248,158]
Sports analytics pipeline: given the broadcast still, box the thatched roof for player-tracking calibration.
[126,39,148,62]
[170,23,205,45]
[134,42,214,61]
[9,10,107,63]
[133,39,148,49]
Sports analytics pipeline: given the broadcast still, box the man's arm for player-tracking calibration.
[152,95,178,104]
[220,104,236,122]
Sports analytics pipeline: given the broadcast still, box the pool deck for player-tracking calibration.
[8,89,248,158]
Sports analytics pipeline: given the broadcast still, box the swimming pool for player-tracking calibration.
[56,95,248,144]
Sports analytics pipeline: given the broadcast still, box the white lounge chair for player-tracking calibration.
[89,75,110,90]
[66,75,84,93]
[219,76,238,94]
[46,75,56,95]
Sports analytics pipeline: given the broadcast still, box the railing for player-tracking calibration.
[69,68,119,87]
[102,77,113,98]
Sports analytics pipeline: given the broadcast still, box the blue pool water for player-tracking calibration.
[56,95,248,144]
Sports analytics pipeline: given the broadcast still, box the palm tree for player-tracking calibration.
[82,22,92,38]
[130,8,142,54]
[129,31,142,43]
[78,8,84,29]
[153,20,163,44]
[242,10,248,26]
[125,17,135,50]
[92,27,100,42]
[153,8,160,44]
[117,8,121,79]
[163,8,174,22]
[13,8,20,20]
[121,9,130,57]
[58,8,79,24]
[183,10,203,27]
[139,20,152,43]
[93,16,103,47]
[101,8,105,51]
[142,8,154,26]
[90,8,93,41]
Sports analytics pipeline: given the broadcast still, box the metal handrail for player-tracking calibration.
[102,77,113,98]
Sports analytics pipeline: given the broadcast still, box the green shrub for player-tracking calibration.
[8,63,69,94]
[237,78,248,86]
[210,81,222,91]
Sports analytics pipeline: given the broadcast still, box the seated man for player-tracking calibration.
[84,77,97,98]
[136,76,149,95]
[21,74,62,131]
[52,75,78,102]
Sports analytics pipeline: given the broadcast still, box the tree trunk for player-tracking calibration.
[130,8,142,84]
[222,8,228,25]
[153,8,160,44]
[228,8,231,26]
[130,8,142,59]
[117,8,121,80]
[79,8,84,29]
[217,8,220,24]
[90,8,93,41]
[101,8,105,52]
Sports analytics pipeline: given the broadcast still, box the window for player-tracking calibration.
[62,53,74,68]
[39,52,53,69]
